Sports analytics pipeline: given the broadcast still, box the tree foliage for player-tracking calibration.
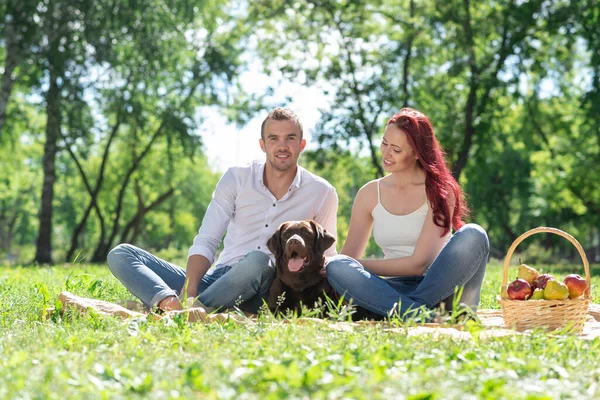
[250,0,600,258]
[1,0,250,263]
[2,0,600,264]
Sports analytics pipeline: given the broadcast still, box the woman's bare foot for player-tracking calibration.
[158,296,182,311]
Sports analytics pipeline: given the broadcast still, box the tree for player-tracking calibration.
[250,0,421,176]
[21,0,246,263]
[0,112,42,258]
[251,1,549,181]
[0,0,40,141]
[250,0,598,255]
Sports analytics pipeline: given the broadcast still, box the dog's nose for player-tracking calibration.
[287,234,305,247]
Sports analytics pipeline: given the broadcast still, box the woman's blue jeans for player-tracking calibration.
[107,244,275,313]
[326,223,489,318]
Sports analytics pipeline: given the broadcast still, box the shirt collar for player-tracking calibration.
[291,165,302,189]
[255,160,303,190]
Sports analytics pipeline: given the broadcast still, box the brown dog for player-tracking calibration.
[266,220,337,315]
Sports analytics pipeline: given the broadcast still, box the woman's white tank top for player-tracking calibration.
[371,179,434,259]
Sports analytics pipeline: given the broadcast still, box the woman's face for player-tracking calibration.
[380,124,419,173]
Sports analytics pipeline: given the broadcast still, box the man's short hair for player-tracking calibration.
[260,107,303,140]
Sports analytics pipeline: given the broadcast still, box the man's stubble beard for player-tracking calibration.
[268,157,295,172]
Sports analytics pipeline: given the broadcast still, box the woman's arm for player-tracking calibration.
[360,194,456,276]
[340,181,377,259]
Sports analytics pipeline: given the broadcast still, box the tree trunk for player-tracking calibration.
[91,123,165,261]
[64,112,122,262]
[452,77,476,181]
[0,3,24,140]
[34,66,61,264]
[451,0,477,181]
[0,208,7,253]
[329,13,384,179]
[119,187,175,245]
[165,136,175,248]
[596,228,600,264]
[0,54,18,140]
[91,79,201,261]
[401,0,415,108]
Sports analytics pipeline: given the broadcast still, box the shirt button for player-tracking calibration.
[265,224,268,227]
[258,246,261,249]
[272,203,276,207]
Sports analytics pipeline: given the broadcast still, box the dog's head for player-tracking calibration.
[267,220,336,290]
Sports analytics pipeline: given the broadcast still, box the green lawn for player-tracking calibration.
[1,261,600,399]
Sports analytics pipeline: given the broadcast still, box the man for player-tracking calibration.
[107,107,338,313]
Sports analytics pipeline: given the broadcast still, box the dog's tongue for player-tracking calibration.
[288,257,305,272]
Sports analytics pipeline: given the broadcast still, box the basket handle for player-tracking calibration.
[502,227,591,298]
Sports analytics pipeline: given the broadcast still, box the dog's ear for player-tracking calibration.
[267,222,287,258]
[309,220,336,255]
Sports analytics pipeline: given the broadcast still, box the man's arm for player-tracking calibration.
[161,255,212,310]
[185,169,237,293]
[160,171,237,311]
[184,255,212,299]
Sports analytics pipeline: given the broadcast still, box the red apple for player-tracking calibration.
[533,273,555,290]
[507,279,532,300]
[563,274,587,299]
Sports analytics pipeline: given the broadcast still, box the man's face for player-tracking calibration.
[260,119,306,172]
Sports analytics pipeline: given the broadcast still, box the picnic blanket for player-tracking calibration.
[51,291,600,340]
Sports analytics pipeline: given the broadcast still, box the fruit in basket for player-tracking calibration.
[533,273,555,290]
[544,280,569,300]
[563,274,587,299]
[507,279,532,300]
[517,263,540,285]
[530,288,545,300]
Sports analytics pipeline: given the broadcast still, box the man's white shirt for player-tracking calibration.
[188,160,338,268]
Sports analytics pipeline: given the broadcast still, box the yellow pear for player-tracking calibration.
[544,280,569,300]
[517,263,540,285]
[530,288,545,300]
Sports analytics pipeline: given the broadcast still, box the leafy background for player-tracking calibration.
[1,0,599,266]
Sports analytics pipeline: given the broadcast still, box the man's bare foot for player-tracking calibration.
[158,296,182,311]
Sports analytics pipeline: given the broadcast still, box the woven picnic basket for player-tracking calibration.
[498,227,591,333]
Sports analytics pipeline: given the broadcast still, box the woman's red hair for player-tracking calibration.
[387,108,468,236]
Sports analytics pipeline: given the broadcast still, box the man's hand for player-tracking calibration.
[184,297,196,308]
[186,296,216,313]
[180,287,198,300]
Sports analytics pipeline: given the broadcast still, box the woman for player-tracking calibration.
[326,108,489,319]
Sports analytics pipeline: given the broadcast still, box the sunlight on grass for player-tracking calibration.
[1,261,599,399]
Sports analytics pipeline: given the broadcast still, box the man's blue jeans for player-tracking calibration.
[326,223,489,318]
[107,245,275,313]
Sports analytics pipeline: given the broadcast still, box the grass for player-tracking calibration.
[1,261,600,399]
